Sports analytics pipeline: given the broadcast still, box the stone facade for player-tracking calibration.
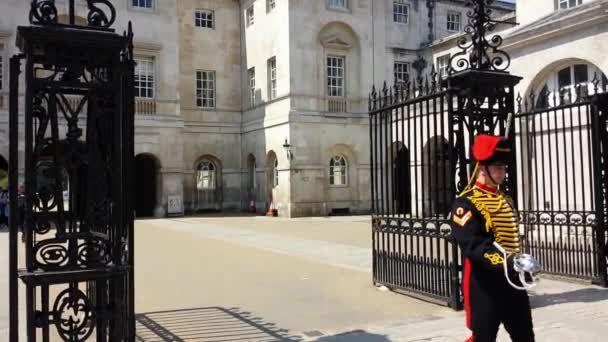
[0,0,515,217]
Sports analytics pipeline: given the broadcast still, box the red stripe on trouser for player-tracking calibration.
[464,258,473,342]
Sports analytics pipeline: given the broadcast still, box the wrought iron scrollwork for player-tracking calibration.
[29,0,59,25]
[29,0,117,30]
[86,0,116,28]
[449,0,512,74]
[52,287,96,341]
[34,235,112,270]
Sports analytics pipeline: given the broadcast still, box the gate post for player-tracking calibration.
[590,93,608,287]
[8,53,23,342]
[8,1,136,340]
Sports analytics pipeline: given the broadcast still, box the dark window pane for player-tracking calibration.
[558,67,571,88]
[574,64,588,84]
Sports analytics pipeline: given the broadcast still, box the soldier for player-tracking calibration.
[450,134,535,342]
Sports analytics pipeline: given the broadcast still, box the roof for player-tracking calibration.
[511,0,608,35]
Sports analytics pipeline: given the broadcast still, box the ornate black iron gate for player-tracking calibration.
[370,0,608,310]
[513,85,608,285]
[8,1,135,340]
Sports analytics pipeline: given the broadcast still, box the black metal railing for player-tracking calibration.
[369,74,462,309]
[514,81,608,284]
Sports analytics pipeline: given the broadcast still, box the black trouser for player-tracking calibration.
[464,258,535,342]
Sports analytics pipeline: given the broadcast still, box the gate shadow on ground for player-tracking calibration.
[135,307,303,341]
[530,287,608,309]
[316,330,391,341]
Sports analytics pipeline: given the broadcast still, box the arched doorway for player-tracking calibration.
[265,151,278,208]
[422,137,454,217]
[193,156,222,212]
[392,144,411,215]
[247,154,256,202]
[135,154,160,217]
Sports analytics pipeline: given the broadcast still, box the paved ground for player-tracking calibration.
[2,215,608,341]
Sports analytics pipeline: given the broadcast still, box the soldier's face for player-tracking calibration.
[487,164,508,185]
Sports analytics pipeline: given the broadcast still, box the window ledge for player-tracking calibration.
[327,7,351,14]
[329,184,350,188]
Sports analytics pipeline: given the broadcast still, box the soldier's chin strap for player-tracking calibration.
[459,162,480,196]
[458,162,499,196]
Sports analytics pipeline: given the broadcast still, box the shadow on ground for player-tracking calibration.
[135,307,303,341]
[316,330,391,341]
[531,287,608,308]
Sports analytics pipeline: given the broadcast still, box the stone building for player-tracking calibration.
[0,0,514,217]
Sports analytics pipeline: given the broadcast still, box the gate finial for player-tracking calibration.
[448,0,514,75]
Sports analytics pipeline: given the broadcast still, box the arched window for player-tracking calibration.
[329,155,348,186]
[196,161,216,190]
[533,63,608,108]
[273,158,279,187]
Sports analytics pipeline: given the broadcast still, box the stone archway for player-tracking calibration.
[135,153,161,217]
[392,143,411,215]
[422,136,454,217]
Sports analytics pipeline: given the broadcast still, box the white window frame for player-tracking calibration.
[393,0,409,24]
[273,158,279,188]
[559,0,583,10]
[327,0,349,11]
[327,56,345,98]
[246,5,255,27]
[196,161,216,190]
[134,56,155,99]
[267,0,276,12]
[329,155,348,186]
[131,0,155,10]
[196,70,216,109]
[447,11,461,32]
[394,61,410,85]
[194,9,214,29]
[248,67,256,106]
[437,54,451,79]
[268,57,277,100]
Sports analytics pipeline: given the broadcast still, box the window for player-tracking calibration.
[327,56,345,97]
[273,158,279,187]
[437,54,450,79]
[267,0,276,12]
[447,12,461,32]
[246,5,254,27]
[393,0,409,24]
[558,64,588,103]
[394,62,410,85]
[196,70,216,108]
[195,9,214,29]
[330,156,348,186]
[248,67,256,106]
[132,0,154,9]
[328,0,348,9]
[134,57,155,98]
[268,57,277,100]
[196,161,216,190]
[559,0,583,9]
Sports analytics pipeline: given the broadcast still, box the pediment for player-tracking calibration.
[321,35,352,50]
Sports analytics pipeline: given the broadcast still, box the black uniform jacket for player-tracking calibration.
[450,185,521,289]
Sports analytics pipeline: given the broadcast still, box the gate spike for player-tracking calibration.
[592,72,600,94]
[424,75,430,95]
[551,87,557,107]
[382,81,388,107]
[430,65,438,92]
[575,83,582,103]
[516,92,522,113]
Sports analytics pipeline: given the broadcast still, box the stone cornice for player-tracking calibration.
[503,4,608,51]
